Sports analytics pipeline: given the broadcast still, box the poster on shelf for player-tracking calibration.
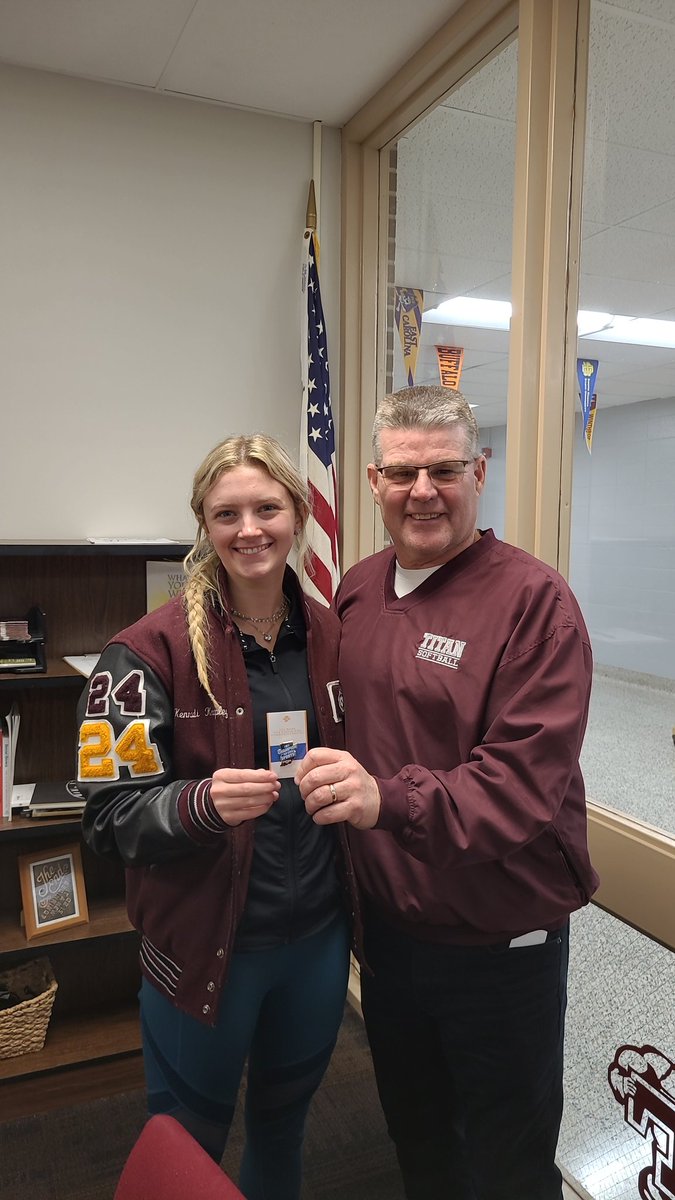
[146,561,187,613]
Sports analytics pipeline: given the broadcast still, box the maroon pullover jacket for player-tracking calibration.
[336,530,599,943]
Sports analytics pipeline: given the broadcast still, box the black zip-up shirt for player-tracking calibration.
[233,593,340,950]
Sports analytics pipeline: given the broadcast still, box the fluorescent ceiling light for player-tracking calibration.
[582,314,675,348]
[423,298,675,348]
[577,310,613,337]
[424,296,511,329]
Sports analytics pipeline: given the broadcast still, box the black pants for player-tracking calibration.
[360,916,569,1200]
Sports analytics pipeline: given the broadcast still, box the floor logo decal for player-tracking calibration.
[609,1044,675,1200]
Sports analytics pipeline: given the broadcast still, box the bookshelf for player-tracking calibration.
[0,540,191,1116]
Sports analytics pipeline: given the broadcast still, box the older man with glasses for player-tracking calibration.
[296,385,598,1200]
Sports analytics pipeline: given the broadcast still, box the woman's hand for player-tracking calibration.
[210,768,280,827]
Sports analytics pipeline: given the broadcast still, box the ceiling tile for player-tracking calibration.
[0,0,194,85]
[581,226,675,288]
[579,273,675,317]
[157,0,462,124]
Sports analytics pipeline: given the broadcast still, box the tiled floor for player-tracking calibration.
[558,905,675,1200]
[559,666,675,1200]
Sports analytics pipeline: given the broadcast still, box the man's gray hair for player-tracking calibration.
[372,385,480,463]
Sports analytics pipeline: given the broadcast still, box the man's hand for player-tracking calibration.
[295,747,381,829]
[210,768,279,826]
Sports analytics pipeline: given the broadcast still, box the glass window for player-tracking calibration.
[569,0,675,836]
[386,39,518,533]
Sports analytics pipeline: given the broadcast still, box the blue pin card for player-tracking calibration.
[266,710,309,778]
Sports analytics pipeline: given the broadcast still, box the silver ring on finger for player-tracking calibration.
[329,783,337,804]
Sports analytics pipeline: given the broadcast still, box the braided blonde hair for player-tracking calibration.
[183,434,310,708]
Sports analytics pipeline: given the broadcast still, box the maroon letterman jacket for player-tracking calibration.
[78,568,360,1025]
[337,531,599,943]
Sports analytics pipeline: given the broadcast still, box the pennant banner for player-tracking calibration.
[394,287,424,386]
[577,358,599,455]
[300,231,340,606]
[585,394,597,455]
[435,345,464,390]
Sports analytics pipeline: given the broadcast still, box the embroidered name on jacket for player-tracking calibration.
[415,631,466,670]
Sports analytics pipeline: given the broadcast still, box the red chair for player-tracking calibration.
[114,1113,247,1200]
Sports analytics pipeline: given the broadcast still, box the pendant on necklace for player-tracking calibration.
[263,632,272,642]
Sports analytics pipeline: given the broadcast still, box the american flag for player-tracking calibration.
[300,231,340,606]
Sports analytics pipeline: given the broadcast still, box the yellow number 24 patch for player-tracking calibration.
[78,719,163,781]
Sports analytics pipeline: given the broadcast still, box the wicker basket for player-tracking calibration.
[0,957,58,1060]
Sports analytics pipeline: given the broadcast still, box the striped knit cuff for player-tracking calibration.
[177,779,230,842]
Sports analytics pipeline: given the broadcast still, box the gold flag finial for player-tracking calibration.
[305,180,317,235]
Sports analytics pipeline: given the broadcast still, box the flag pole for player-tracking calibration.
[312,120,321,240]
[305,179,317,235]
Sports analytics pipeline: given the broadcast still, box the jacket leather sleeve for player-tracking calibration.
[78,644,229,867]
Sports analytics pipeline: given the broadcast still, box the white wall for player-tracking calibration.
[476,424,506,539]
[0,65,341,540]
[569,397,675,681]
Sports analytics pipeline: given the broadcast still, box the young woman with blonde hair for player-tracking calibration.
[78,434,359,1200]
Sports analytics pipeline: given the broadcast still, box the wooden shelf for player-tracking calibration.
[2,809,88,842]
[0,658,88,688]
[0,813,83,840]
[2,814,79,832]
[0,539,189,1112]
[0,1002,142,1083]
[0,540,191,557]
[0,896,133,952]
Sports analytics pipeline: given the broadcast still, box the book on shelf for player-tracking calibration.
[0,717,6,819]
[27,779,86,820]
[0,619,30,641]
[0,606,46,673]
[87,537,180,544]
[146,560,187,613]
[1,702,20,822]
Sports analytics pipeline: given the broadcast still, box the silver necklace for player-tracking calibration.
[230,596,289,642]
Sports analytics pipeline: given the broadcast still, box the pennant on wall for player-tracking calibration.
[435,345,464,390]
[577,358,599,454]
[585,394,597,454]
[394,287,424,386]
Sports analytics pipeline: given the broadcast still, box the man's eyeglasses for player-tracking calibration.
[374,460,477,488]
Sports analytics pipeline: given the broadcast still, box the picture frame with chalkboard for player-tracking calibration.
[18,843,89,940]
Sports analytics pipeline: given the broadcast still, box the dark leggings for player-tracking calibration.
[140,915,350,1200]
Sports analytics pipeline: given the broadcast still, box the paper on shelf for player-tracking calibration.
[86,537,180,544]
[12,782,35,810]
[1,702,20,821]
[63,654,100,677]
[146,561,187,612]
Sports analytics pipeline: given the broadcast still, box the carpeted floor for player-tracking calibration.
[1,1003,405,1200]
